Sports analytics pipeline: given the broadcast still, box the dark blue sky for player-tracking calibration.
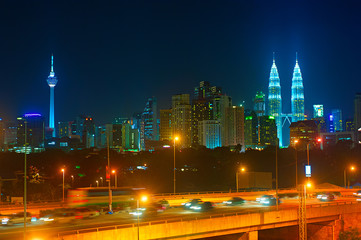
[1,0,361,123]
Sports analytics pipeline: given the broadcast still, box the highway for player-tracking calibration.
[0,195,357,240]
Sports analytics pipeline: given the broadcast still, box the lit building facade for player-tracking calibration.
[172,94,192,148]
[253,91,266,117]
[268,55,282,146]
[46,55,58,137]
[313,105,324,118]
[159,109,172,141]
[191,98,212,145]
[259,116,277,146]
[244,110,258,148]
[17,113,45,150]
[212,95,232,146]
[122,123,140,151]
[291,55,305,123]
[345,119,355,132]
[198,120,221,149]
[289,120,319,150]
[331,109,343,132]
[58,121,71,138]
[226,105,244,148]
[141,97,158,141]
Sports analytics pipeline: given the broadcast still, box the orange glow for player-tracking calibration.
[241,167,245,172]
[174,136,179,141]
[112,170,116,174]
[317,138,322,142]
[61,168,64,172]
[351,166,355,171]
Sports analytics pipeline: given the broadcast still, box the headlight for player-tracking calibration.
[185,203,191,206]
[2,218,9,224]
[321,196,327,200]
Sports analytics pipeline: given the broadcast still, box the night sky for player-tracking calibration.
[1,0,361,124]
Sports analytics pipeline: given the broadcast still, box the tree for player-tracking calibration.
[339,227,361,240]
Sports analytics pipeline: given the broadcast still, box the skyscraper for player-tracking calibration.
[259,116,277,146]
[198,120,221,149]
[253,91,266,117]
[331,109,343,132]
[141,97,158,141]
[354,93,361,143]
[291,54,305,123]
[268,54,282,146]
[226,105,245,148]
[313,105,324,118]
[159,109,172,141]
[172,94,192,148]
[46,55,58,137]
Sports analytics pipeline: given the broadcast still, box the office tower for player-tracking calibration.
[57,121,71,138]
[313,105,324,118]
[194,81,212,100]
[244,110,258,148]
[259,116,277,146]
[354,93,361,143]
[159,109,172,141]
[82,117,95,148]
[331,109,343,132]
[198,120,221,149]
[141,97,158,141]
[46,55,58,137]
[268,54,282,146]
[191,98,212,145]
[172,94,192,148]
[328,114,335,133]
[212,95,232,146]
[4,122,17,149]
[291,54,305,123]
[122,123,140,151]
[95,125,107,148]
[17,113,45,150]
[253,91,266,117]
[313,117,327,133]
[289,120,318,150]
[226,105,245,148]
[345,119,355,132]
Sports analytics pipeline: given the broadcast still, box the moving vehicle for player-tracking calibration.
[257,195,280,206]
[67,187,147,208]
[317,193,335,202]
[182,199,203,209]
[1,212,35,226]
[39,212,76,224]
[190,202,214,212]
[223,197,245,206]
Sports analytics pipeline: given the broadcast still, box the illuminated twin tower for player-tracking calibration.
[46,55,58,137]
[268,53,304,147]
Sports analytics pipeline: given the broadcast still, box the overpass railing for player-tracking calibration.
[56,200,360,238]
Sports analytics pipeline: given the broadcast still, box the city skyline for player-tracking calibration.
[0,1,360,124]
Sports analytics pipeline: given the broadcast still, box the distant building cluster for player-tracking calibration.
[0,54,360,153]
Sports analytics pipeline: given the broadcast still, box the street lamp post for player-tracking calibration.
[96,180,99,187]
[112,170,117,188]
[173,136,179,194]
[137,195,148,240]
[106,135,112,212]
[61,169,65,202]
[23,120,27,240]
[294,139,299,188]
[236,167,245,193]
[100,177,103,187]
[344,166,355,189]
[71,175,74,187]
[275,138,279,211]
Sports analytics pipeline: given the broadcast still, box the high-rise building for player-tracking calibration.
[328,114,335,133]
[122,123,140,151]
[331,109,343,132]
[58,121,71,138]
[226,105,245,148]
[253,91,266,117]
[4,122,17,149]
[259,116,277,146]
[291,54,305,123]
[345,119,355,132]
[46,55,58,137]
[141,97,158,141]
[194,81,212,100]
[198,120,221,149]
[313,117,327,133]
[17,113,45,150]
[354,93,361,143]
[313,105,324,118]
[212,95,232,146]
[268,54,282,146]
[191,98,212,145]
[244,110,258,148]
[289,120,319,150]
[159,109,172,141]
[172,94,192,148]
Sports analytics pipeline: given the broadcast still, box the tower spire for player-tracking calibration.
[296,52,298,63]
[51,54,54,73]
[273,52,275,63]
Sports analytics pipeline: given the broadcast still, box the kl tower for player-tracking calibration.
[47,55,58,137]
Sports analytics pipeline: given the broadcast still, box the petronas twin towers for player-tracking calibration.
[268,53,304,147]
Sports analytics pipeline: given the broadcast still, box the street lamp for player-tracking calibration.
[96,180,99,187]
[173,136,179,194]
[100,177,103,187]
[71,175,74,187]
[344,166,356,189]
[294,139,299,189]
[61,169,65,202]
[112,170,117,188]
[137,195,148,240]
[236,167,246,192]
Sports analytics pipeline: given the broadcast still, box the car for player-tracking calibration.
[1,212,35,226]
[74,208,100,219]
[189,202,214,211]
[158,199,170,209]
[353,190,361,197]
[40,212,76,224]
[223,197,245,206]
[257,195,280,206]
[181,199,203,209]
[317,193,335,202]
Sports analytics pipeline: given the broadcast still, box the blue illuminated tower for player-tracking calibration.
[46,55,58,137]
[268,53,282,146]
[291,53,305,122]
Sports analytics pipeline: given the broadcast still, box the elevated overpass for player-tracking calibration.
[55,201,361,240]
